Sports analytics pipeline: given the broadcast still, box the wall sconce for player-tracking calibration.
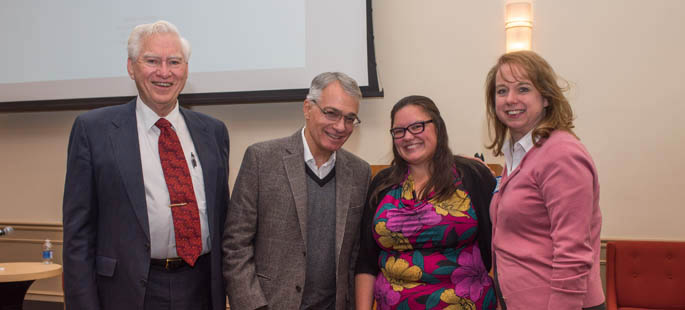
[505,0,533,52]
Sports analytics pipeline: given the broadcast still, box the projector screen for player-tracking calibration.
[0,0,382,112]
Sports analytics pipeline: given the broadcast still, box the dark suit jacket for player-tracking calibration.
[63,100,230,310]
[222,130,371,310]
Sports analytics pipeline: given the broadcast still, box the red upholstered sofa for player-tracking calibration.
[606,240,685,310]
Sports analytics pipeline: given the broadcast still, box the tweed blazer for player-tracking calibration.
[223,130,371,310]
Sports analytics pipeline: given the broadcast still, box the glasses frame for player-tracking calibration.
[139,55,186,71]
[390,119,434,139]
[309,99,362,127]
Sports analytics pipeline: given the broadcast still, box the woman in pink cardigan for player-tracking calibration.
[484,51,605,310]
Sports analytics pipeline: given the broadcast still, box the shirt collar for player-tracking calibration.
[301,127,336,167]
[502,130,536,169]
[516,130,536,153]
[136,96,181,131]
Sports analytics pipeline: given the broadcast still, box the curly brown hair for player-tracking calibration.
[485,51,576,156]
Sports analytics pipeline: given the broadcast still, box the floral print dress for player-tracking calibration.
[371,174,496,310]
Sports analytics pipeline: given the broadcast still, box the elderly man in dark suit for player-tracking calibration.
[223,72,371,310]
[63,20,229,310]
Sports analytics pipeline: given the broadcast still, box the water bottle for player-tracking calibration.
[42,239,53,264]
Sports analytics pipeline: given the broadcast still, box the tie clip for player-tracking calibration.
[169,202,188,208]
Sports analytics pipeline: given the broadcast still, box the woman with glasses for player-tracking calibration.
[355,95,498,310]
[485,51,604,309]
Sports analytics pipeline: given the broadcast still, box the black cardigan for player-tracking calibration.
[355,156,497,275]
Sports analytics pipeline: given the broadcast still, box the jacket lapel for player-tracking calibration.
[181,108,219,238]
[282,131,309,248]
[333,152,352,270]
[109,100,150,241]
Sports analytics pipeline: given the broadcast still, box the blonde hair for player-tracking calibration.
[485,51,576,156]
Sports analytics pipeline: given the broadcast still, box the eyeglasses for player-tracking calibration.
[310,99,362,127]
[390,120,434,139]
[139,56,186,70]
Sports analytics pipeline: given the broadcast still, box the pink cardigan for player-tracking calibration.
[490,130,604,310]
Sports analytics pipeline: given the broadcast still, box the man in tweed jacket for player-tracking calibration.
[223,72,371,310]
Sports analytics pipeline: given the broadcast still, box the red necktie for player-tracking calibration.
[155,118,202,266]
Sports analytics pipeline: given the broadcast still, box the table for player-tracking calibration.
[0,262,62,310]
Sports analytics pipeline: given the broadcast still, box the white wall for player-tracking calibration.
[532,0,685,240]
[1,0,683,240]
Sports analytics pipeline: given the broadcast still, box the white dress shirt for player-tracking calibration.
[302,127,336,179]
[503,130,535,176]
[136,98,210,259]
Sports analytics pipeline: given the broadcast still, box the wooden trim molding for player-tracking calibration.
[0,238,63,245]
[0,221,63,244]
[0,221,63,231]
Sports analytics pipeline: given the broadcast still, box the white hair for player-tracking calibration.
[127,20,191,61]
[306,72,362,102]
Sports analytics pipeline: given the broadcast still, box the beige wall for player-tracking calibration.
[1,0,684,246]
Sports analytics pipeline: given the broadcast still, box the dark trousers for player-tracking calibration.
[144,254,211,310]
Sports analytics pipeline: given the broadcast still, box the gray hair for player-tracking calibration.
[127,20,191,61]
[306,72,362,102]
